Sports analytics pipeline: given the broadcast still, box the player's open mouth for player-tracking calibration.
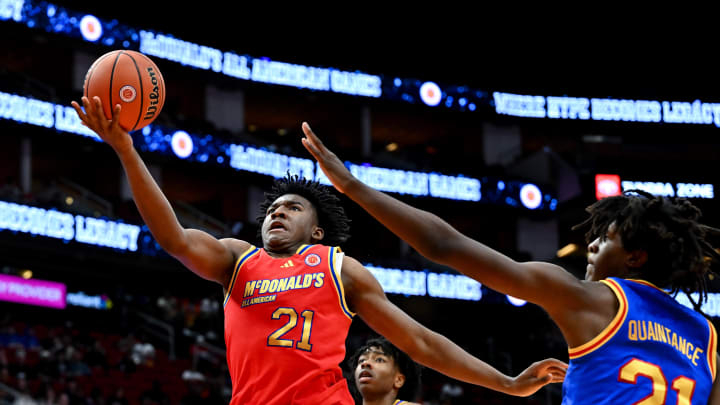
[269,221,286,231]
[358,370,373,382]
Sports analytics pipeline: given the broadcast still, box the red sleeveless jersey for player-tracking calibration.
[223,244,355,405]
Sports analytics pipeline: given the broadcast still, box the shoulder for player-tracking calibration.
[218,238,259,278]
[585,279,623,311]
[339,255,372,284]
[339,255,387,304]
[220,238,256,257]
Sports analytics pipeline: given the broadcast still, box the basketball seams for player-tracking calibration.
[156,60,166,109]
[124,51,145,132]
[108,51,122,124]
[84,49,164,132]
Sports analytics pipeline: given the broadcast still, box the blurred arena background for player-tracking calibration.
[1,3,719,404]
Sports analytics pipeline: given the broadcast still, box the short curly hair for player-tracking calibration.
[257,173,351,246]
[572,190,720,313]
[348,337,422,402]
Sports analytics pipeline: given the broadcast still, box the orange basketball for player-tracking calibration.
[83,50,166,132]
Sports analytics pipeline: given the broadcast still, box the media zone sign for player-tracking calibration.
[595,174,714,200]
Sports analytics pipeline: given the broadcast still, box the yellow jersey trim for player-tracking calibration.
[223,246,260,307]
[626,278,670,295]
[568,278,628,359]
[328,246,355,320]
[708,318,717,381]
[296,244,314,254]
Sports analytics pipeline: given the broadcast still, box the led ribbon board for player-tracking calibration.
[3,1,720,122]
[0,0,492,113]
[0,200,141,252]
[366,264,527,305]
[494,92,720,128]
[0,198,522,304]
[0,90,555,209]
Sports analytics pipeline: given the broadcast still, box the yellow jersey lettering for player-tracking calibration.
[629,320,637,341]
[241,273,326,300]
[302,274,313,288]
[664,326,673,343]
[626,319,705,368]
[244,280,257,298]
[655,323,667,343]
[277,277,289,292]
[241,294,277,308]
[692,347,704,366]
[686,342,694,361]
[638,320,647,341]
[314,273,325,287]
[647,321,657,341]
[678,336,687,356]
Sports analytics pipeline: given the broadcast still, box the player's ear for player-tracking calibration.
[311,226,324,242]
[393,372,406,390]
[626,249,648,268]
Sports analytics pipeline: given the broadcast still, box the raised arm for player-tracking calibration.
[341,256,567,397]
[302,123,587,305]
[71,97,246,287]
[301,123,617,347]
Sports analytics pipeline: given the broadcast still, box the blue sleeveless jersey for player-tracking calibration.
[562,277,717,405]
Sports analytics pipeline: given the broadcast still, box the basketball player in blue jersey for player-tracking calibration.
[71,97,568,403]
[349,337,422,405]
[301,122,720,404]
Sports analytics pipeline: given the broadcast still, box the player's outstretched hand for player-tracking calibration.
[301,122,355,194]
[507,358,568,397]
[71,96,133,154]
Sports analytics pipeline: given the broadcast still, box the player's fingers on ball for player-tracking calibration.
[70,101,86,118]
[112,104,121,120]
[81,97,91,110]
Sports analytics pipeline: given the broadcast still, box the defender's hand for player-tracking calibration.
[301,122,355,194]
[506,358,567,397]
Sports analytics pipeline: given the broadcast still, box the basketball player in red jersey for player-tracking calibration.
[71,97,567,405]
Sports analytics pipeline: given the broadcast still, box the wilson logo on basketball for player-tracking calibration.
[119,85,136,103]
[144,67,161,120]
[304,254,321,267]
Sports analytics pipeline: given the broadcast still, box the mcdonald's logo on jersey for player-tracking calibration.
[305,253,321,267]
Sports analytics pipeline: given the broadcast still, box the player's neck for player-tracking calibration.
[362,392,400,405]
[263,242,309,258]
